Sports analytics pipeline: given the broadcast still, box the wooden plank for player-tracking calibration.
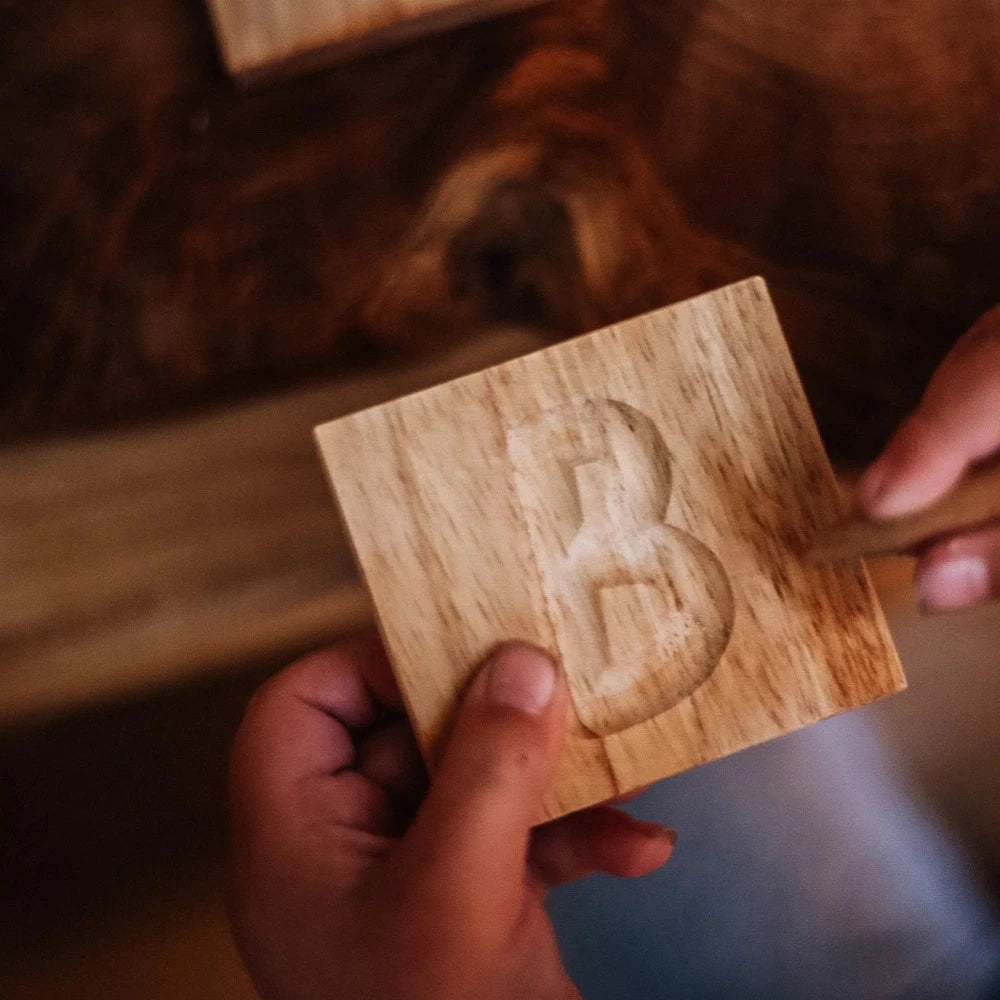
[316,278,906,820]
[0,332,542,727]
[207,0,549,82]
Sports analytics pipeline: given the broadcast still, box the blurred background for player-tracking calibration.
[2,0,999,996]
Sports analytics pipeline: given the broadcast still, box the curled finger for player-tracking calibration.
[530,805,676,887]
[916,523,1000,612]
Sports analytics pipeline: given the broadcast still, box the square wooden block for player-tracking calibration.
[315,278,905,820]
[208,0,549,82]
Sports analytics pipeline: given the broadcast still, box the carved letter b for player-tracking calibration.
[508,399,734,736]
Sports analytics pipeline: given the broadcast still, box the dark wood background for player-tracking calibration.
[4,0,998,457]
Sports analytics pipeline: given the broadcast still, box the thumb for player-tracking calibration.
[399,643,568,910]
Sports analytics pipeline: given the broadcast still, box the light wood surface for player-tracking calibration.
[0,332,541,727]
[207,0,548,81]
[809,459,1000,562]
[317,278,906,820]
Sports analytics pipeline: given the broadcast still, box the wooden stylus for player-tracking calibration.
[807,459,1000,563]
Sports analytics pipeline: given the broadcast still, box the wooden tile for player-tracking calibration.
[207,0,549,82]
[315,278,905,820]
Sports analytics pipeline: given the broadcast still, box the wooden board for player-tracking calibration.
[207,0,549,82]
[0,331,541,727]
[316,278,906,820]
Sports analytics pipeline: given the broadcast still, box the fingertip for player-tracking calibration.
[858,415,966,520]
[916,531,999,612]
[355,718,428,812]
[530,808,676,885]
[636,820,679,849]
[484,642,558,716]
[608,821,677,878]
[230,639,401,805]
[340,631,404,710]
[452,641,568,762]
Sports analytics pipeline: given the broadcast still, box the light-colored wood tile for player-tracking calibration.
[207,0,549,82]
[316,278,905,820]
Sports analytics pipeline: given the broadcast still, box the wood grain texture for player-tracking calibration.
[809,459,1000,562]
[0,332,540,726]
[317,278,906,819]
[207,0,548,81]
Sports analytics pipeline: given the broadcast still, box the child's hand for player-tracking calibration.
[858,305,1000,610]
[229,636,675,1000]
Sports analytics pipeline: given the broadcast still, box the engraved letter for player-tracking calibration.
[507,399,734,736]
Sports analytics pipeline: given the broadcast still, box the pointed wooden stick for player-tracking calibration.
[807,460,1000,562]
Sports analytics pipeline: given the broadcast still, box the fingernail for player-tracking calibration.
[918,557,990,611]
[487,645,556,715]
[638,823,678,846]
[859,457,934,519]
[858,452,921,519]
[857,455,891,513]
